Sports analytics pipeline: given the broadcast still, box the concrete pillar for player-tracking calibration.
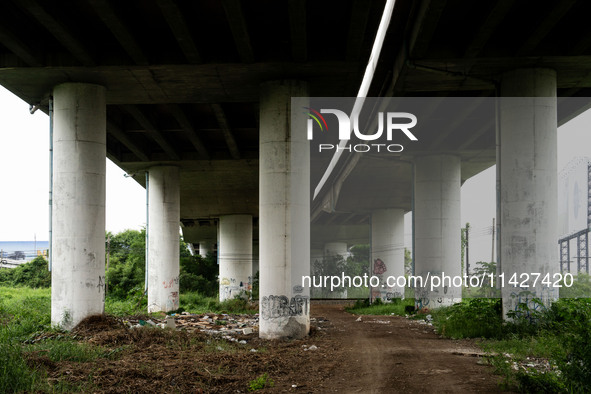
[199,240,214,257]
[371,209,405,301]
[499,69,558,317]
[51,83,106,329]
[414,155,462,309]
[218,214,253,301]
[259,80,310,339]
[324,242,348,258]
[147,166,180,313]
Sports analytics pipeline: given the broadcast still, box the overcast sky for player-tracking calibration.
[0,86,146,241]
[0,86,590,265]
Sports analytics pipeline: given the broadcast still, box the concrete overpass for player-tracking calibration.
[1,0,591,338]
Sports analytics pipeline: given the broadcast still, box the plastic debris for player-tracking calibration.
[165,315,176,329]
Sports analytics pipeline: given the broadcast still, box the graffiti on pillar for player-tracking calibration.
[293,285,304,294]
[220,277,231,286]
[261,295,309,320]
[373,258,387,275]
[414,286,430,310]
[166,291,179,311]
[97,275,105,293]
[163,276,179,289]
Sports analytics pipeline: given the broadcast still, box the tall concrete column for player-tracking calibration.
[219,214,252,301]
[199,240,214,257]
[259,80,310,339]
[414,155,461,308]
[372,209,405,301]
[147,166,180,313]
[499,69,558,317]
[51,83,106,329]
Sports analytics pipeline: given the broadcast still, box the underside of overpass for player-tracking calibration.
[1,0,591,337]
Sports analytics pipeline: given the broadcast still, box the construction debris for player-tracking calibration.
[124,312,259,336]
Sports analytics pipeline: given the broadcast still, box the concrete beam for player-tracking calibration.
[19,0,95,66]
[408,0,448,58]
[0,23,42,66]
[122,104,181,160]
[463,0,516,59]
[222,0,255,63]
[106,120,150,162]
[517,0,577,55]
[156,0,202,64]
[168,104,210,160]
[88,0,148,65]
[211,103,240,160]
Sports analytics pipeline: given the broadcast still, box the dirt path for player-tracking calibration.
[313,304,509,393]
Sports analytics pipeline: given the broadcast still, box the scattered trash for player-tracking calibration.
[239,340,247,345]
[292,384,298,388]
[356,316,362,322]
[124,313,259,336]
[304,345,318,351]
[250,348,258,353]
[363,320,390,324]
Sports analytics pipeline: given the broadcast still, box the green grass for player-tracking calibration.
[0,286,52,392]
[105,296,147,316]
[25,339,116,362]
[481,333,565,361]
[180,292,258,314]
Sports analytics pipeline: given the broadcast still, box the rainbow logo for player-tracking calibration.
[303,107,328,131]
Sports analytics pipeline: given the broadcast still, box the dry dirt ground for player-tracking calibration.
[26,304,512,393]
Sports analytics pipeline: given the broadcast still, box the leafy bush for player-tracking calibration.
[0,257,50,288]
[546,298,591,392]
[179,254,218,296]
[433,298,503,339]
[106,229,198,300]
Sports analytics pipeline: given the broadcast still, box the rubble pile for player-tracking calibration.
[125,312,259,336]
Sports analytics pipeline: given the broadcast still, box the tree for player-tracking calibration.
[105,229,198,299]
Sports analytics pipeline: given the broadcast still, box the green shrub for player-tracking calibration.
[0,257,50,289]
[515,370,566,393]
[433,298,503,339]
